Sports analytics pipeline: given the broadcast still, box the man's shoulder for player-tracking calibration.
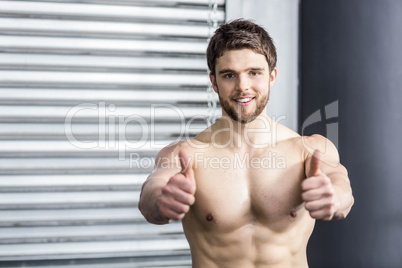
[298,134,340,167]
[274,122,330,148]
[152,139,199,169]
[273,126,332,158]
[299,134,335,154]
[157,139,203,157]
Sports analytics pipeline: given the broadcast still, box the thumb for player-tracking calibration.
[179,150,194,180]
[309,150,321,177]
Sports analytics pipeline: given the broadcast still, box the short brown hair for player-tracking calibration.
[206,19,277,76]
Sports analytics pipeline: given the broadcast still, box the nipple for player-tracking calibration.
[206,213,214,222]
[290,210,297,218]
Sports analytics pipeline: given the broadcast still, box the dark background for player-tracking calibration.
[300,0,402,267]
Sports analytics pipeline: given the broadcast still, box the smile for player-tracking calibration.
[234,97,255,106]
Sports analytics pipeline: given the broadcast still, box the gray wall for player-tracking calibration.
[226,0,300,131]
[301,0,402,267]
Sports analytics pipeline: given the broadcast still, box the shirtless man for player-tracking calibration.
[138,19,354,267]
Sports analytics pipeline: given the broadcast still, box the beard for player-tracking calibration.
[218,88,270,124]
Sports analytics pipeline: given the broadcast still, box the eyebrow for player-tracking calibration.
[218,67,265,74]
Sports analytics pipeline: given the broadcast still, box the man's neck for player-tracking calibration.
[212,112,278,149]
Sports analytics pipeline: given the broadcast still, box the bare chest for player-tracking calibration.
[190,150,306,232]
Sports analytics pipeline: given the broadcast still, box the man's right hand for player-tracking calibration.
[157,150,196,221]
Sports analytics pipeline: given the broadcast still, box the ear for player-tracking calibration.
[209,72,219,93]
[269,68,278,88]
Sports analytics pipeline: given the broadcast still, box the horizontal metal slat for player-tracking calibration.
[0,140,175,157]
[0,18,211,38]
[0,122,208,139]
[0,174,146,188]
[0,223,183,243]
[0,70,208,86]
[84,0,225,4]
[0,259,191,268]
[0,208,143,226]
[0,1,224,22]
[0,53,207,71]
[0,157,157,175]
[0,89,210,104]
[0,36,207,55]
[0,239,190,261]
[0,191,139,206]
[0,105,212,122]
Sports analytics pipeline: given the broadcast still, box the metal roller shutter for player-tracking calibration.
[0,0,224,267]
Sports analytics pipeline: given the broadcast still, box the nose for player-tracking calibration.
[236,74,251,91]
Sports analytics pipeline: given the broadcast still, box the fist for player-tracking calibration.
[158,150,196,221]
[301,150,337,221]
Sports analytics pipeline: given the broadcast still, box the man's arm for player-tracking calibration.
[138,146,196,225]
[301,135,354,221]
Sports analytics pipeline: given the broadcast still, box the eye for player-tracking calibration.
[223,73,235,79]
[223,73,236,79]
[250,71,260,76]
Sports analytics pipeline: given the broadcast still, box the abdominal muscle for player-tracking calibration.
[182,209,314,268]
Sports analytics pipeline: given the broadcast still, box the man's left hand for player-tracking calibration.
[301,150,338,221]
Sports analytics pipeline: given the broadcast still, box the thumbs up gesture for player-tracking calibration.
[158,150,196,221]
[301,150,337,221]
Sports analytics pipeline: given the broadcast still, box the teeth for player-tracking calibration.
[236,98,253,103]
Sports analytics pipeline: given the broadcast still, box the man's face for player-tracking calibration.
[210,49,277,124]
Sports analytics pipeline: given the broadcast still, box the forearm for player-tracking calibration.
[138,177,171,225]
[328,172,354,220]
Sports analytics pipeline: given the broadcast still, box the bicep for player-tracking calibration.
[303,134,345,176]
[143,145,182,186]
